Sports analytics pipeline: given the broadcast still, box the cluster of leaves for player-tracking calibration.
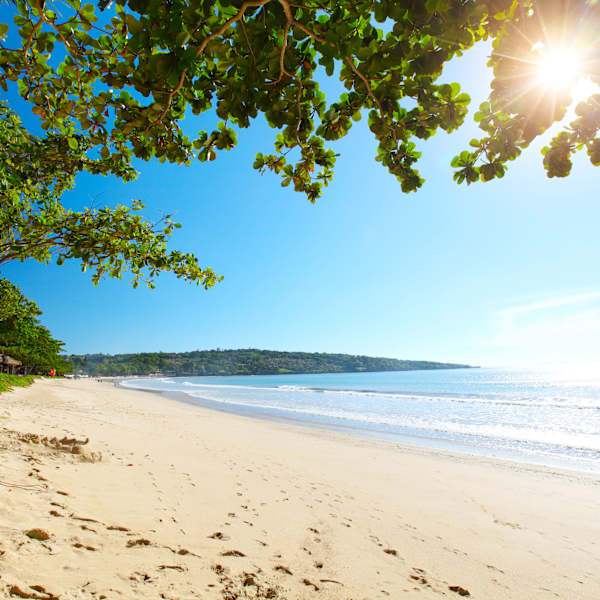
[66,347,472,376]
[0,278,70,373]
[0,102,221,287]
[0,0,516,203]
[0,0,598,286]
[452,1,600,184]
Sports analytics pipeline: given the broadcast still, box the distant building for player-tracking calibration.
[0,354,22,375]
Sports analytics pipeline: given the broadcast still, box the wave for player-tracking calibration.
[121,378,600,410]
[119,376,600,467]
[274,385,600,409]
[181,390,600,453]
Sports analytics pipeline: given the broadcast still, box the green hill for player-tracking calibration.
[65,349,473,377]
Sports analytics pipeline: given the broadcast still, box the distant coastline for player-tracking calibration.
[64,348,475,377]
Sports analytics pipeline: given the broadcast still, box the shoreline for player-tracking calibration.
[1,378,599,599]
[126,384,600,484]
[119,378,600,476]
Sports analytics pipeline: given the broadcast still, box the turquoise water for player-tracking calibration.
[121,368,600,473]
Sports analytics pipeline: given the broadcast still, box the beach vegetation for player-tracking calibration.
[0,372,36,392]
[0,104,221,289]
[0,278,71,375]
[0,1,598,286]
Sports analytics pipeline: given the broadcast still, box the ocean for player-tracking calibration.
[120,368,600,473]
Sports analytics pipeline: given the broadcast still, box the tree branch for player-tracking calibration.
[268,19,292,85]
[149,0,273,129]
[291,18,326,43]
[344,55,385,119]
[240,17,256,66]
[23,18,43,58]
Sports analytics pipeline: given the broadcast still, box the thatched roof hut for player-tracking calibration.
[0,354,22,375]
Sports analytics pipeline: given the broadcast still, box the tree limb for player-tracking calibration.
[23,18,43,59]
[344,55,385,120]
[149,0,273,129]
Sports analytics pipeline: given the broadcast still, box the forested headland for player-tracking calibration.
[66,349,472,377]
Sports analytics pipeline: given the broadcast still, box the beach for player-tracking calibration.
[1,378,599,599]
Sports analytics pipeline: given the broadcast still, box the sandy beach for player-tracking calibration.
[1,378,599,599]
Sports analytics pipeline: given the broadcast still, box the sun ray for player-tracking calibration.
[492,52,540,66]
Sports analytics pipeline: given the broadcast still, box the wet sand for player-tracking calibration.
[1,378,599,599]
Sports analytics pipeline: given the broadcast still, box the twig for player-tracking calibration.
[0,479,45,491]
[344,55,385,119]
[41,17,82,92]
[291,18,325,43]
[268,20,292,85]
[240,18,256,65]
[23,18,44,58]
[273,4,385,125]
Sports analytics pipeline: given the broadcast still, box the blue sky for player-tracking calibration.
[3,30,600,367]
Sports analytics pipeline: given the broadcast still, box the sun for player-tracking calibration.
[535,47,580,91]
[533,44,598,103]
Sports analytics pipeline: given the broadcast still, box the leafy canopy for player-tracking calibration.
[0,103,222,287]
[0,278,69,373]
[0,275,40,320]
[0,0,598,284]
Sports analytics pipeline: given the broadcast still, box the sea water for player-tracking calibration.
[120,368,600,473]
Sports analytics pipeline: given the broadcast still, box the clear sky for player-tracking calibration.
[3,30,600,368]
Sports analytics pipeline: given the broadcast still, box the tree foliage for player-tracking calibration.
[65,347,472,376]
[0,0,598,283]
[0,278,70,373]
[0,274,39,320]
[0,103,222,287]
[452,2,600,184]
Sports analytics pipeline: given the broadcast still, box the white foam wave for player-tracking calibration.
[123,378,600,410]
[185,391,600,453]
[275,385,600,409]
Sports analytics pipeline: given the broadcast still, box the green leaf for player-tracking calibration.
[0,0,595,290]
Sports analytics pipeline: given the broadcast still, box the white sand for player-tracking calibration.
[1,378,599,599]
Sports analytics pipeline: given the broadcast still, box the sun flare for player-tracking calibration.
[536,48,580,90]
[533,44,597,103]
